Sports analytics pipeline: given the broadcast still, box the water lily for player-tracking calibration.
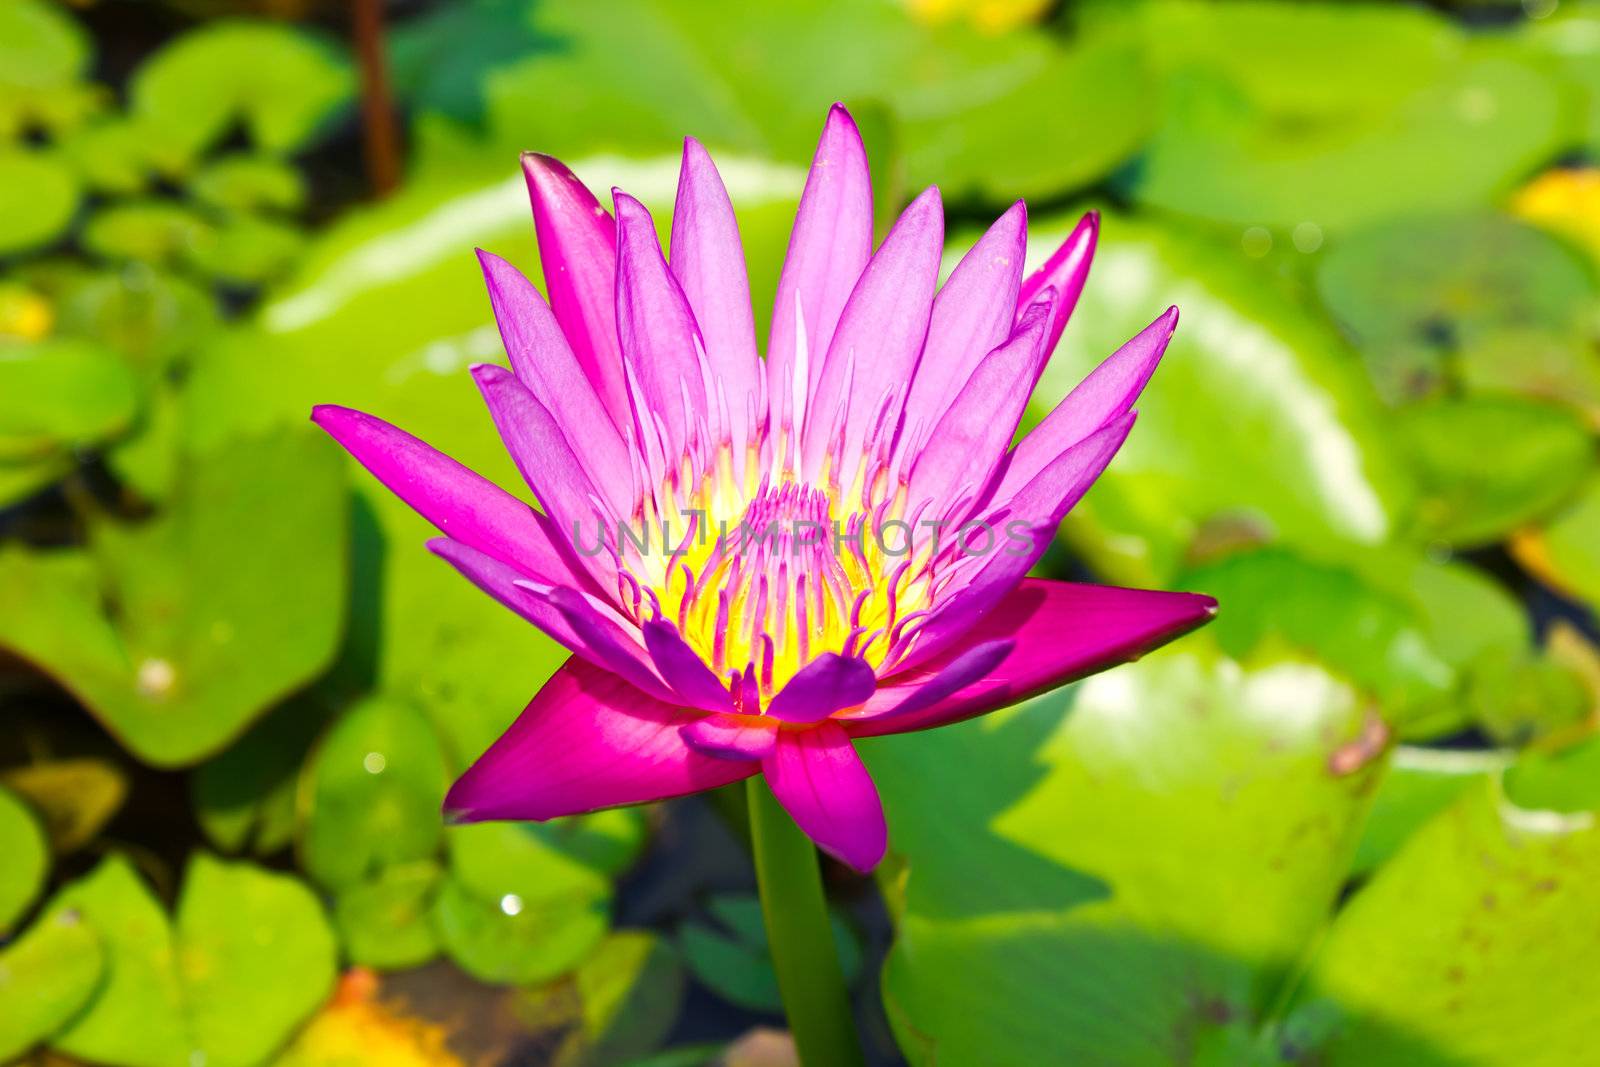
[312,105,1214,875]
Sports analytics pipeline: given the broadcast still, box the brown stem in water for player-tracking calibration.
[352,0,400,197]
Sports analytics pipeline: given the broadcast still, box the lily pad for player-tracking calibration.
[0,0,94,143]
[518,931,688,1067]
[869,644,1380,1065]
[430,873,610,987]
[192,696,329,856]
[298,695,450,891]
[333,860,443,971]
[1024,210,1409,584]
[46,856,190,1067]
[129,20,354,167]
[0,428,347,767]
[1518,475,1600,612]
[0,337,141,464]
[1315,213,1600,409]
[1128,8,1567,232]
[0,759,127,854]
[81,201,215,267]
[0,908,103,1063]
[50,267,219,374]
[176,854,338,1067]
[189,153,306,214]
[1396,394,1591,547]
[0,785,48,933]
[186,213,305,287]
[0,150,81,255]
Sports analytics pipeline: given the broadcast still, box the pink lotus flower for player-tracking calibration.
[313,105,1215,872]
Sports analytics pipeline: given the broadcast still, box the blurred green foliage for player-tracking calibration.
[4,0,1600,1064]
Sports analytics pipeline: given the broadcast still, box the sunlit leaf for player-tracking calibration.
[0,785,48,934]
[0,151,81,255]
[333,861,442,971]
[0,337,140,464]
[0,909,103,1063]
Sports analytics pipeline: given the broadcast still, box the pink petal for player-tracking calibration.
[767,104,873,437]
[802,186,944,482]
[671,138,761,450]
[643,619,734,712]
[906,299,1050,521]
[614,190,710,463]
[681,713,778,761]
[428,537,669,700]
[994,307,1179,504]
[895,412,1136,672]
[1019,211,1098,363]
[310,404,592,591]
[852,579,1217,738]
[520,154,631,429]
[761,722,887,872]
[445,656,753,822]
[476,249,632,517]
[902,202,1027,439]
[842,638,1014,724]
[764,653,879,723]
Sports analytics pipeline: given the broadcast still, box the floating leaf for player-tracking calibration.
[46,856,190,1067]
[430,873,609,987]
[0,759,127,854]
[1315,213,1600,409]
[870,644,1378,1065]
[50,267,219,374]
[1397,394,1591,547]
[192,697,329,856]
[679,895,860,1014]
[0,785,48,933]
[81,201,214,267]
[0,428,346,766]
[299,696,450,891]
[0,0,95,142]
[0,151,81,255]
[0,337,140,464]
[189,153,306,214]
[0,909,103,1063]
[333,861,442,971]
[130,20,354,166]
[1516,475,1600,611]
[177,854,338,1067]
[1350,747,1505,876]
[186,213,305,287]
[1022,210,1409,584]
[1300,782,1600,1065]
[519,931,688,1067]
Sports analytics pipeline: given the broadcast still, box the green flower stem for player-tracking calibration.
[747,776,867,1067]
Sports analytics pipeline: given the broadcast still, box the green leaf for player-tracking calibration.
[1300,782,1600,1065]
[679,894,860,1013]
[186,213,305,287]
[46,856,190,1067]
[130,20,354,166]
[0,0,95,143]
[568,932,687,1067]
[1127,5,1568,231]
[430,873,610,987]
[1315,213,1600,409]
[1022,210,1409,584]
[0,428,347,766]
[0,785,48,933]
[49,266,219,374]
[333,860,443,971]
[0,150,81,255]
[0,758,127,854]
[176,854,338,1067]
[0,908,103,1062]
[1349,747,1506,877]
[1397,394,1591,547]
[1524,474,1600,611]
[189,153,306,214]
[870,644,1379,1065]
[81,200,214,267]
[0,337,141,464]
[298,696,450,891]
[192,697,329,856]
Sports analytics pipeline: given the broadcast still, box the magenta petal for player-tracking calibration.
[761,722,887,872]
[995,307,1179,504]
[852,579,1217,738]
[844,638,1014,723]
[476,250,632,516]
[445,656,753,822]
[643,619,734,712]
[903,201,1027,438]
[429,538,667,699]
[681,713,778,761]
[897,412,1136,671]
[803,186,944,480]
[672,138,761,450]
[521,153,630,430]
[310,404,592,591]
[1018,211,1098,363]
[907,299,1050,520]
[614,191,709,462]
[767,104,873,435]
[764,652,878,723]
